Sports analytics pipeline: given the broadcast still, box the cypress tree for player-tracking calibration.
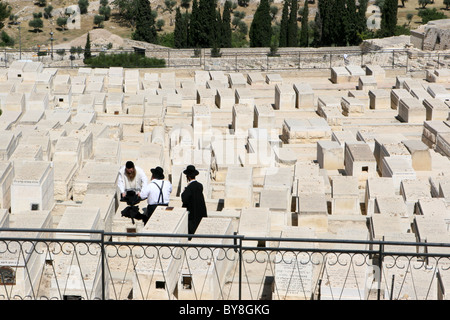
[132,0,156,43]
[312,11,322,47]
[333,0,346,46]
[249,0,272,47]
[345,0,358,45]
[174,7,187,48]
[279,0,289,47]
[287,0,298,47]
[357,0,368,35]
[222,1,232,47]
[380,0,397,37]
[188,0,200,47]
[84,32,91,62]
[299,0,308,47]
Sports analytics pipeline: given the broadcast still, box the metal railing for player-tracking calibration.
[2,47,450,71]
[1,228,449,300]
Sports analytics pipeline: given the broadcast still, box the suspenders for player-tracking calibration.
[152,181,165,205]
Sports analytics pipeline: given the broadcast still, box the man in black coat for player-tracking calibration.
[181,165,207,236]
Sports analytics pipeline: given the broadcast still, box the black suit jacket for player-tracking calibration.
[181,180,207,234]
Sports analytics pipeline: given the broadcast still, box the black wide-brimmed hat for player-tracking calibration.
[126,161,135,169]
[151,166,165,179]
[183,165,199,177]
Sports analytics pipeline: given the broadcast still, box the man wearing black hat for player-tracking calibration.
[181,165,207,236]
[140,166,173,224]
[118,161,149,199]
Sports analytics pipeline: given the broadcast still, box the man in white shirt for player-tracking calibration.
[118,161,149,199]
[140,166,172,224]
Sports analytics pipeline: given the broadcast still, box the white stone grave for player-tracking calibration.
[10,161,53,213]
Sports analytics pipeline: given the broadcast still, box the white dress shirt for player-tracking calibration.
[140,179,173,205]
[117,165,149,194]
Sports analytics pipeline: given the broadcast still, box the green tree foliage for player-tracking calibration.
[188,0,200,47]
[110,0,138,26]
[287,0,298,46]
[249,0,272,47]
[445,0,450,10]
[315,0,366,46]
[221,0,232,47]
[299,0,309,47]
[132,0,157,43]
[379,0,397,37]
[56,16,67,30]
[0,1,11,30]
[279,0,289,47]
[29,13,43,32]
[78,0,89,14]
[85,52,165,67]
[0,30,13,46]
[418,8,447,24]
[174,7,188,48]
[84,32,91,62]
[94,14,105,27]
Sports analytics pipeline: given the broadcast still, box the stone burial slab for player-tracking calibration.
[331,176,360,216]
[10,160,54,213]
[0,161,13,210]
[401,139,431,171]
[436,132,450,157]
[381,157,416,194]
[50,206,104,300]
[374,195,407,216]
[357,75,377,92]
[344,142,376,184]
[331,66,351,83]
[390,89,411,110]
[346,65,365,81]
[341,96,365,116]
[53,136,83,169]
[281,118,331,144]
[231,104,253,134]
[368,213,412,241]
[215,88,235,109]
[317,140,344,170]
[246,72,265,86]
[293,83,314,109]
[368,89,390,110]
[72,161,120,202]
[423,98,449,121]
[265,73,283,85]
[274,84,295,110]
[273,226,321,300]
[254,104,275,129]
[364,177,396,216]
[365,64,386,81]
[133,207,188,300]
[177,217,235,300]
[0,210,52,299]
[224,166,253,209]
[427,83,450,101]
[398,97,426,123]
[238,207,271,246]
[400,178,431,217]
[93,138,121,164]
[228,73,247,88]
[297,193,328,232]
[235,87,254,107]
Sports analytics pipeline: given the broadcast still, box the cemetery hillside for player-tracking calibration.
[0,0,450,302]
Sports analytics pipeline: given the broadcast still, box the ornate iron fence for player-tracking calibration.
[1,228,450,300]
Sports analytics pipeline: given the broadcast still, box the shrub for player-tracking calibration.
[418,8,447,24]
[84,52,166,68]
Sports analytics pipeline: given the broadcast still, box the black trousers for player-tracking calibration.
[144,203,168,224]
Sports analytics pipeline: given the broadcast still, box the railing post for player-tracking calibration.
[101,231,105,300]
[377,238,384,300]
[239,235,243,300]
